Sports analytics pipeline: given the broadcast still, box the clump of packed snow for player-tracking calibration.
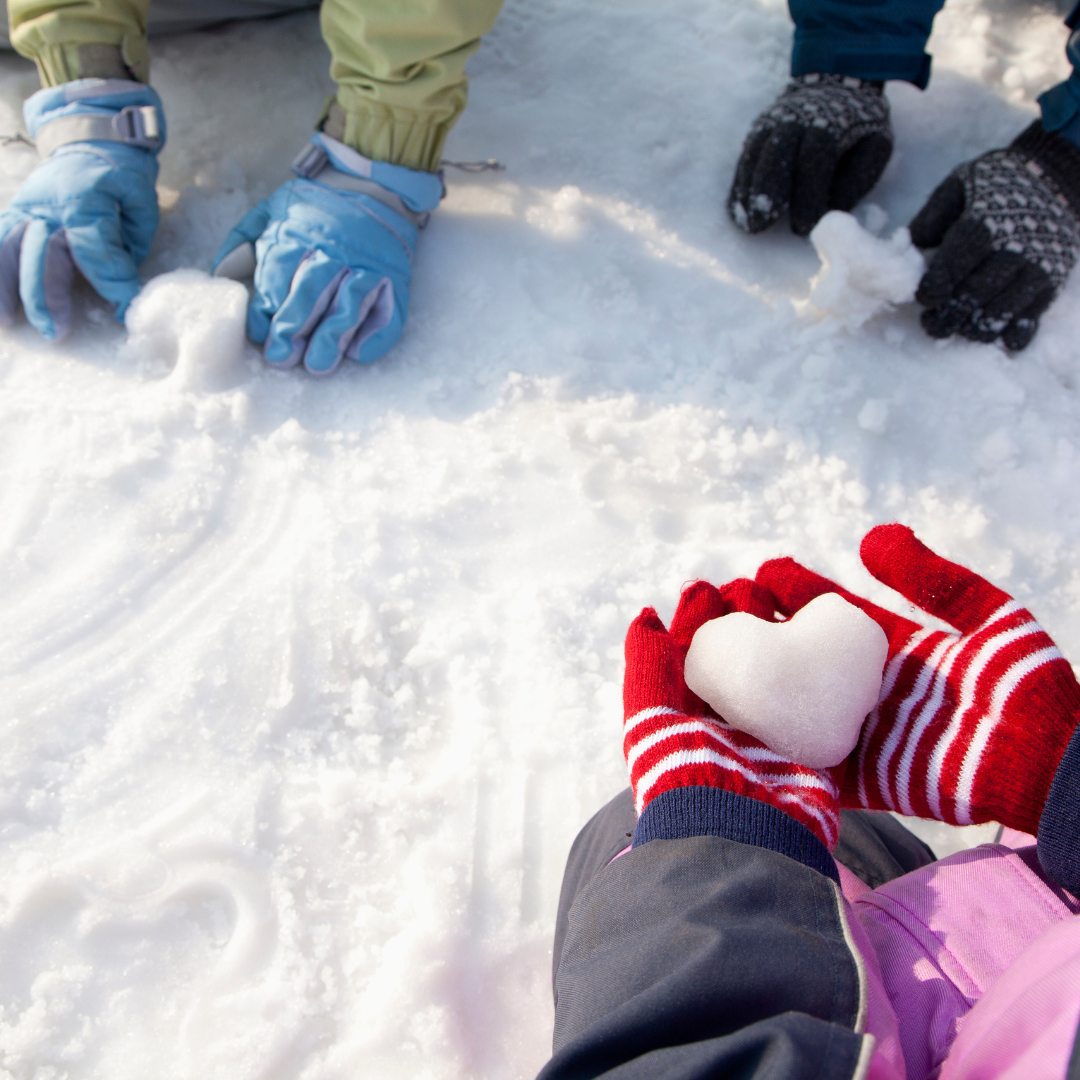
[125,269,250,391]
[0,0,1071,1077]
[685,593,888,768]
[807,211,927,328]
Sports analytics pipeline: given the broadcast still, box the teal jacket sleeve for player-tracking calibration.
[791,0,1080,148]
[1036,1,1080,147]
[788,0,945,87]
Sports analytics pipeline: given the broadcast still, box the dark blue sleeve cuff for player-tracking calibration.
[792,37,932,87]
[1039,77,1080,150]
[633,786,840,884]
[1038,7,1080,147]
[1039,721,1080,896]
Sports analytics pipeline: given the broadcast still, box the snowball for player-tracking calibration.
[807,211,926,329]
[684,592,889,769]
[125,269,250,392]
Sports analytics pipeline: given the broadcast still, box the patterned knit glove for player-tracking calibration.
[623,578,842,851]
[728,74,893,237]
[756,524,1080,837]
[911,122,1080,351]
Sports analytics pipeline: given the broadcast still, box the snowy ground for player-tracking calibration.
[0,0,1076,1076]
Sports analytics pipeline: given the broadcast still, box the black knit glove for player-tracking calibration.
[728,74,893,237]
[911,122,1080,351]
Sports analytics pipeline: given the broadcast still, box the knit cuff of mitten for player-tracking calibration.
[790,73,886,94]
[632,786,840,883]
[1011,120,1080,215]
[1038,722,1080,897]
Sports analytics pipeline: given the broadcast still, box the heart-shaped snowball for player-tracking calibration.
[683,592,888,769]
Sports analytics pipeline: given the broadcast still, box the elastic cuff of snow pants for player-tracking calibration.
[320,94,455,174]
[16,37,149,87]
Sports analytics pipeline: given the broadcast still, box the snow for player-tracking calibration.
[126,270,250,392]
[0,0,1076,1077]
[684,594,888,769]
[806,211,926,329]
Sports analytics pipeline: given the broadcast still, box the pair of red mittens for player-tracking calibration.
[624,524,1080,861]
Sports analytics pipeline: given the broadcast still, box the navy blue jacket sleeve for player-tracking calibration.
[789,0,1080,146]
[1037,1,1080,146]
[789,0,945,87]
[538,788,873,1080]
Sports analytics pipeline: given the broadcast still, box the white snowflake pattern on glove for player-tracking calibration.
[966,151,1080,287]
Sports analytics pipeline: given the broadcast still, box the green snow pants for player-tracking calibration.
[5,0,507,170]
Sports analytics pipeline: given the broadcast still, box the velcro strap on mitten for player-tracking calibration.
[291,142,428,229]
[34,104,162,158]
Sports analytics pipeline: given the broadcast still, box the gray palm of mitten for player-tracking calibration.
[911,122,1080,351]
[728,74,893,237]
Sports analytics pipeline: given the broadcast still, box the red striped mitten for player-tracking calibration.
[624,578,842,852]
[756,524,1080,836]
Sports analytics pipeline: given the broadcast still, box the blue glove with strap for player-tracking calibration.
[212,133,443,374]
[0,79,165,340]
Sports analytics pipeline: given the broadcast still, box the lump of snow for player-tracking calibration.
[125,269,250,391]
[858,398,890,435]
[807,211,925,329]
[683,592,888,769]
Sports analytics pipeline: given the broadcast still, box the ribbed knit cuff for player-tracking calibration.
[633,786,840,883]
[1038,720,1080,896]
[1011,120,1080,216]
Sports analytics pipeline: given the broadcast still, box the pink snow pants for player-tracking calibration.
[839,831,1080,1080]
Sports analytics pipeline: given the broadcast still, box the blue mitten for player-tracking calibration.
[212,134,443,374]
[0,79,165,340]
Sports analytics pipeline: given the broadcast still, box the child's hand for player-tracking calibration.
[756,524,1080,835]
[623,578,842,851]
